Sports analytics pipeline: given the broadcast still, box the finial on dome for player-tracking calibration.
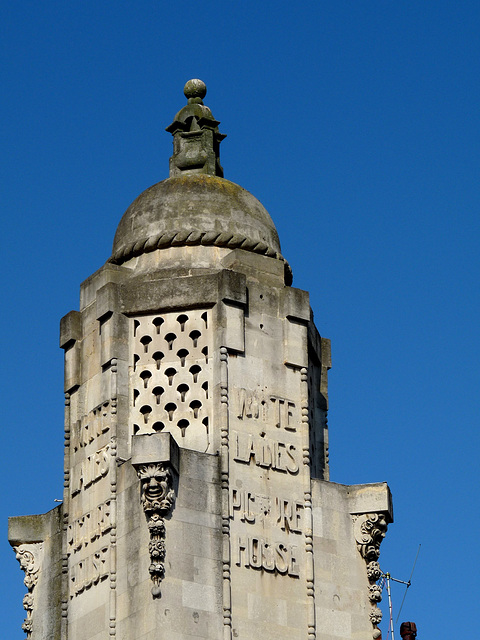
[166,79,226,178]
[184,79,207,103]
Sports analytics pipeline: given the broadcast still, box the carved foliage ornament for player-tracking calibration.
[14,543,43,638]
[353,513,389,639]
[354,512,388,560]
[136,463,175,598]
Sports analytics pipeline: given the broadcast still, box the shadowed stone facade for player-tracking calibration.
[9,79,393,640]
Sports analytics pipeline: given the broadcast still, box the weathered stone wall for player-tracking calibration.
[9,244,391,640]
[312,481,392,640]
[9,507,63,640]
[98,449,223,640]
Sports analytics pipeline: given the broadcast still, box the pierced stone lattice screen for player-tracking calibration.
[130,310,212,451]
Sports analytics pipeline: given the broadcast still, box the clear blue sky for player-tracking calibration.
[2,2,479,636]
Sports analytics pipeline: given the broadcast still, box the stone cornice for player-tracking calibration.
[110,228,290,275]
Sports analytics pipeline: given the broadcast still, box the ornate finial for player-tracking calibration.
[184,79,207,103]
[166,79,226,178]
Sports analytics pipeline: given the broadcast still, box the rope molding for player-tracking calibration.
[109,228,293,283]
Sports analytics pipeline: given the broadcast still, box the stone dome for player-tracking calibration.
[110,174,282,265]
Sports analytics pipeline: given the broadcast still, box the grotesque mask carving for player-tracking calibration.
[134,462,175,598]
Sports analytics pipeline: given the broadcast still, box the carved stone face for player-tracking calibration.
[139,464,169,502]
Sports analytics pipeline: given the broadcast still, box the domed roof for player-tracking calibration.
[111,173,282,265]
[109,80,287,273]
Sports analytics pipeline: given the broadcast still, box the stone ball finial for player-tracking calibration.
[184,79,207,101]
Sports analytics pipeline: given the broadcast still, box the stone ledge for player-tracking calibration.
[131,432,180,473]
[346,482,393,521]
[311,479,393,522]
[8,504,62,546]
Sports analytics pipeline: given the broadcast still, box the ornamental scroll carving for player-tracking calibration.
[135,462,175,598]
[353,513,389,639]
[14,543,43,639]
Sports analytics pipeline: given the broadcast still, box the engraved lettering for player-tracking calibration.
[234,535,299,577]
[249,538,262,569]
[289,546,300,577]
[232,431,299,475]
[231,489,256,522]
[236,535,248,568]
[270,397,297,431]
[274,543,289,574]
[69,547,109,597]
[71,444,110,495]
[246,435,256,464]
[67,500,113,553]
[262,541,275,571]
[274,441,287,472]
[275,498,303,533]
[234,389,297,430]
[286,401,296,431]
[271,397,283,428]
[236,389,260,420]
[286,443,299,473]
[258,438,273,468]
[231,488,241,515]
[72,402,111,452]
[231,490,303,532]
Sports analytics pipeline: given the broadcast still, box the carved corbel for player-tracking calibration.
[136,463,174,597]
[132,433,179,598]
[14,543,43,638]
[353,512,389,639]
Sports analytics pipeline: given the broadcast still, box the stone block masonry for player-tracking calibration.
[9,80,393,640]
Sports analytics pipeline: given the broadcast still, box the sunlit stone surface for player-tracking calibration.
[9,80,392,640]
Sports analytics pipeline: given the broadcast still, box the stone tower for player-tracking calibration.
[9,80,393,640]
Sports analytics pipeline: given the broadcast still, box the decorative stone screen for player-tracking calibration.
[130,309,212,451]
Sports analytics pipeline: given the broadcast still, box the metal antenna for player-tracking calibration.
[385,573,395,640]
[395,544,421,623]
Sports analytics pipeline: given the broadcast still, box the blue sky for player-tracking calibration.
[2,2,479,636]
